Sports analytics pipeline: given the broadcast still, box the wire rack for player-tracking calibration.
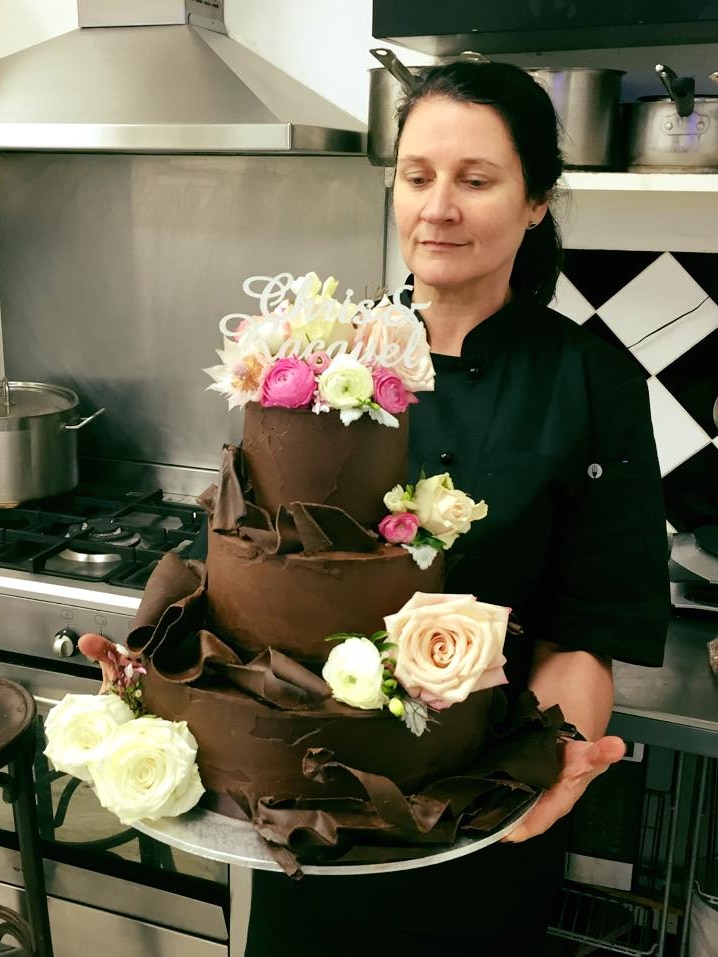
[694,759,718,907]
[548,786,674,956]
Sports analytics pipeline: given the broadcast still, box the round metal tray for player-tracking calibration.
[134,792,540,876]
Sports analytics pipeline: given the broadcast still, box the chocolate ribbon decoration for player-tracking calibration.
[206,442,379,554]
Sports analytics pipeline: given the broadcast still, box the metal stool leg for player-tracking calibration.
[10,734,54,957]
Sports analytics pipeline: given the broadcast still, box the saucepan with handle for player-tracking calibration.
[367,48,490,167]
[0,379,104,506]
[625,63,718,171]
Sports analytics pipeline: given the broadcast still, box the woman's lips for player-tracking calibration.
[420,240,466,250]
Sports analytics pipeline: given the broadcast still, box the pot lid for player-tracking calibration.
[0,381,79,420]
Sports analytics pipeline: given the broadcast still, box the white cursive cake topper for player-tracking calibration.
[216,272,431,371]
[205,271,435,425]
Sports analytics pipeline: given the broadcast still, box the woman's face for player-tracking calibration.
[393,96,547,296]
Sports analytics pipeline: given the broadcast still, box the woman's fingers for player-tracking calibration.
[502,736,626,843]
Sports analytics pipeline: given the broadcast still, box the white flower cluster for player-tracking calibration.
[44,694,204,826]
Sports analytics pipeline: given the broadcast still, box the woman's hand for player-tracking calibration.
[502,735,626,843]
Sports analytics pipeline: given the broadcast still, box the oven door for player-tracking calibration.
[0,661,230,955]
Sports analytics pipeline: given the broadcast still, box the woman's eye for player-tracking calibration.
[465,178,486,189]
[406,174,427,186]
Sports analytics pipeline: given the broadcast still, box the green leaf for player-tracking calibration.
[323,631,366,643]
[368,630,388,644]
[411,529,444,550]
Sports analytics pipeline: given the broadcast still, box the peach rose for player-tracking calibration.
[386,593,509,710]
[352,303,434,393]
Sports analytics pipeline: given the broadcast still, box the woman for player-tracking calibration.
[245,62,669,956]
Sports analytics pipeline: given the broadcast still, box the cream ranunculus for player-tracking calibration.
[317,354,374,409]
[88,715,205,826]
[43,693,135,783]
[412,473,488,547]
[383,484,416,514]
[322,637,388,710]
[386,593,509,710]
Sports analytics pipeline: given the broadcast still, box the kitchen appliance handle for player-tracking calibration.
[64,407,105,430]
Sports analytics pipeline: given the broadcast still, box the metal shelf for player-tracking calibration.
[564,172,718,193]
[549,769,681,956]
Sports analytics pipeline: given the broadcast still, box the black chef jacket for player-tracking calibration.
[406,289,670,687]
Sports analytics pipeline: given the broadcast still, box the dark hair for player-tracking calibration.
[394,61,564,305]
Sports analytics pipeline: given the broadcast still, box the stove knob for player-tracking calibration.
[52,628,79,658]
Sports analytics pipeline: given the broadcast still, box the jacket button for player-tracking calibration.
[468,365,482,379]
[439,451,454,465]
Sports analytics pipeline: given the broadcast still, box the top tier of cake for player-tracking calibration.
[241,403,409,527]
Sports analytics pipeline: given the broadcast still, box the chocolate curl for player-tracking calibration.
[209,444,247,531]
[465,691,564,791]
[240,504,303,555]
[127,553,205,649]
[290,503,378,554]
[129,580,207,664]
[218,649,331,710]
[302,748,449,833]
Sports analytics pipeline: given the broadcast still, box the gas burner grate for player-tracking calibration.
[0,486,201,589]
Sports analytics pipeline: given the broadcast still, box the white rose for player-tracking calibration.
[43,693,134,783]
[386,593,510,709]
[413,473,488,547]
[352,304,435,393]
[88,716,205,826]
[317,354,373,409]
[322,637,388,710]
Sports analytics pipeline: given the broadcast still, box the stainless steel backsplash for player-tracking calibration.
[0,153,385,487]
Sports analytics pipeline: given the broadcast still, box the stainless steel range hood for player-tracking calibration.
[0,0,365,154]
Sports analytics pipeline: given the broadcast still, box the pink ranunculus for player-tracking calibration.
[378,511,420,545]
[307,351,331,374]
[260,357,316,409]
[371,366,419,415]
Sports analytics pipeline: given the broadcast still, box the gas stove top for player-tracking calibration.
[0,484,205,668]
[0,485,203,591]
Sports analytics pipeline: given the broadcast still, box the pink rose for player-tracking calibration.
[385,593,510,710]
[260,357,316,409]
[371,366,418,415]
[378,512,420,545]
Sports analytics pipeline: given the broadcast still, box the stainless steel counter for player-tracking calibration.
[609,615,718,757]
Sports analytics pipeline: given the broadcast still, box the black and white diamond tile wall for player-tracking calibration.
[553,250,718,529]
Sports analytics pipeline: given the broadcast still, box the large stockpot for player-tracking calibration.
[625,96,718,171]
[0,380,104,506]
[368,54,624,170]
[526,68,625,169]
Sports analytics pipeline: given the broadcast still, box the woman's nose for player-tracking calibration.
[420,182,459,223]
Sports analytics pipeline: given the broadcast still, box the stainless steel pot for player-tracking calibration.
[625,62,718,171]
[625,95,718,170]
[526,68,625,169]
[368,53,624,170]
[0,380,104,506]
[367,48,490,167]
